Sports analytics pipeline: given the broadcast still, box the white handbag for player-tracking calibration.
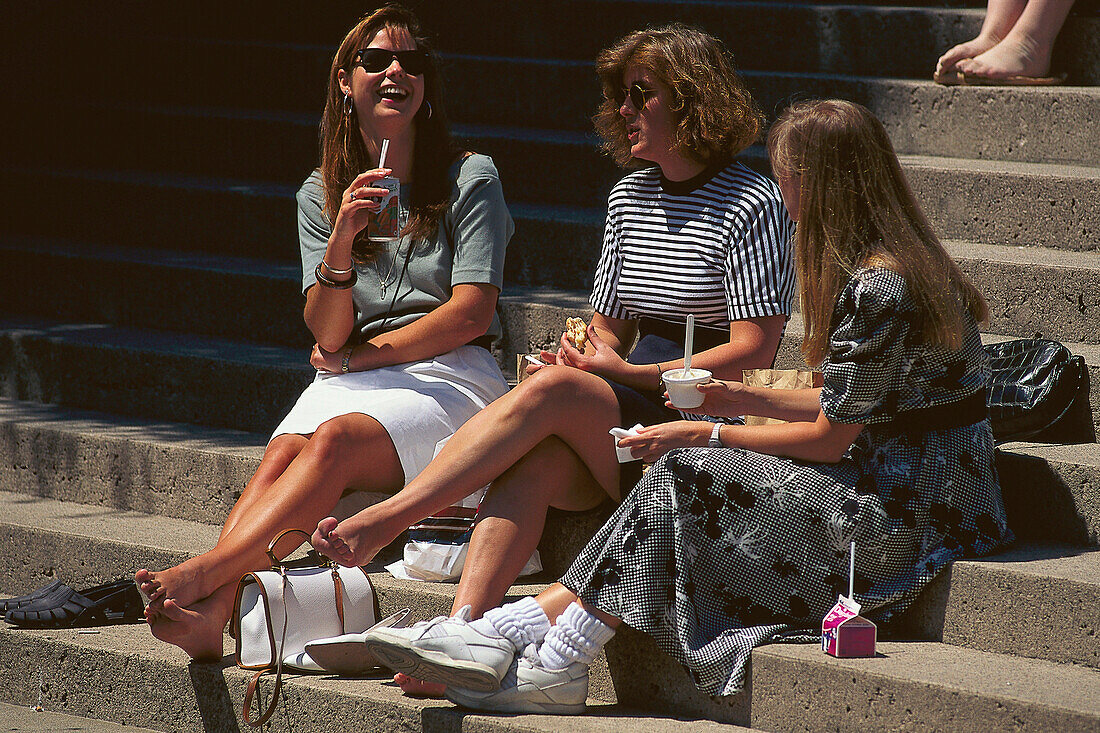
[231,529,409,726]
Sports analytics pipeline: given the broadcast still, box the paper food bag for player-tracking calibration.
[742,368,816,425]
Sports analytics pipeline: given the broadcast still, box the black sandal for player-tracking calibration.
[0,579,66,613]
[4,578,143,628]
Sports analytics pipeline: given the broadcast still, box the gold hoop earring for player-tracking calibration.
[343,92,354,116]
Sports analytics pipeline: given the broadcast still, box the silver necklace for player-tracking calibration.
[377,242,403,298]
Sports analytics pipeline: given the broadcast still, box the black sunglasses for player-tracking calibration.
[353,48,429,75]
[618,82,656,110]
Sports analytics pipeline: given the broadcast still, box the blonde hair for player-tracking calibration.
[318,4,459,261]
[593,23,763,168]
[767,99,988,366]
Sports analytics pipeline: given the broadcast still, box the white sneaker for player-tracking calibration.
[362,605,516,692]
[445,652,589,715]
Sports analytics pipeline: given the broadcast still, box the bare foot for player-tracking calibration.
[148,598,226,662]
[937,34,1003,77]
[133,559,210,612]
[394,672,446,698]
[955,33,1053,80]
[312,515,383,567]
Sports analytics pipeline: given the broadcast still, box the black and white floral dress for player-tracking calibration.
[560,267,1013,696]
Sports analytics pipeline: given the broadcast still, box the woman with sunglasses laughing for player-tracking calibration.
[135,4,513,661]
[310,23,796,699]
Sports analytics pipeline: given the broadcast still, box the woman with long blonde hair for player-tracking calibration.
[135,4,512,660]
[362,100,1012,713]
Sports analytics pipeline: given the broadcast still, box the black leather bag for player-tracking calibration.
[984,339,1086,442]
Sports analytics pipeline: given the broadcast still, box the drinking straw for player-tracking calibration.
[683,314,695,372]
[849,541,855,600]
[378,138,390,169]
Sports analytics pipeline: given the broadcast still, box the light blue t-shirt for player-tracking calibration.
[296,153,513,341]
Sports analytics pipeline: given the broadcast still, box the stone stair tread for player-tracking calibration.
[0,623,760,733]
[0,315,309,371]
[756,640,1100,715]
[899,153,1100,179]
[0,490,218,559]
[0,394,268,458]
[0,702,160,733]
[954,542,1100,584]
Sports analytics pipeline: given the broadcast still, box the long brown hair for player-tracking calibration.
[767,99,988,366]
[318,4,460,261]
[593,23,764,168]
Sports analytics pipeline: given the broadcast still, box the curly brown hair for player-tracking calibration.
[593,23,764,169]
[318,4,460,262]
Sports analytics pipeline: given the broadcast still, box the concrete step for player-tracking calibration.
[0,623,765,733]
[29,45,1100,167]
[9,146,1098,276]
[0,316,312,434]
[14,2,1099,82]
[0,387,1096,545]
[0,492,1096,729]
[0,702,160,733]
[34,30,1100,165]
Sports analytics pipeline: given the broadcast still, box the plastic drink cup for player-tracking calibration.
[663,368,712,409]
[368,176,400,242]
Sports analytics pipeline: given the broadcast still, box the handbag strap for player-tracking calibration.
[243,566,290,727]
[265,528,316,568]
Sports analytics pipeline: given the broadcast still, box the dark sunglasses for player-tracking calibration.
[353,48,429,75]
[617,82,656,110]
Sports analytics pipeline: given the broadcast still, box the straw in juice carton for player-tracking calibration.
[821,541,877,658]
[368,139,401,242]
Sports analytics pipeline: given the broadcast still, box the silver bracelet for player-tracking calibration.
[321,259,355,276]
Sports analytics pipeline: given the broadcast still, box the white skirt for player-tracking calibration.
[271,345,508,483]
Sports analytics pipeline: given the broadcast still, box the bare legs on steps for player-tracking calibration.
[135,412,405,659]
[311,367,627,695]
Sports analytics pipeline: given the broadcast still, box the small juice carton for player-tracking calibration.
[821,594,877,658]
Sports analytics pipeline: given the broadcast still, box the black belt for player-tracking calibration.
[891,391,989,433]
[637,317,728,353]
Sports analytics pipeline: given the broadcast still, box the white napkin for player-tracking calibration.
[609,424,645,463]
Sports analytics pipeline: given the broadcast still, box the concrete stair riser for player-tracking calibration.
[0,321,311,433]
[8,155,1098,281]
[1,170,299,264]
[0,240,311,349]
[36,50,1100,169]
[896,545,1100,668]
[747,642,1099,733]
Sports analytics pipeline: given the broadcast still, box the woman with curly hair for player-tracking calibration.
[134,4,512,660]
[362,99,1011,714]
[311,22,795,695]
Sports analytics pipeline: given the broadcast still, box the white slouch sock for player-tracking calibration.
[470,596,552,651]
[538,602,616,670]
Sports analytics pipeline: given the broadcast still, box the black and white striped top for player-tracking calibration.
[590,161,795,326]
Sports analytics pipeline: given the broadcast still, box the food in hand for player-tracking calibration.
[565,317,588,349]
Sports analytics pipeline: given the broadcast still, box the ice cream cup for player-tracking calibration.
[662,368,712,409]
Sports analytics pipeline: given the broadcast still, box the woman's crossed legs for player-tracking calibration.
[135,412,404,660]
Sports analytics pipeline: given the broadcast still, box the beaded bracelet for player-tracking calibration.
[341,347,353,373]
[315,262,356,289]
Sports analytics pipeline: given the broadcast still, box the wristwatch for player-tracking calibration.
[708,422,723,448]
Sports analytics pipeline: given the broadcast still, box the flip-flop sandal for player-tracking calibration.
[5,578,143,628]
[0,579,66,613]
